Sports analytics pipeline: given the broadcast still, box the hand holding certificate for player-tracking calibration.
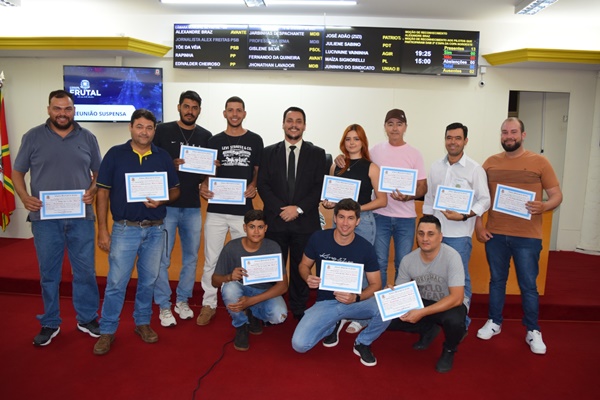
[433,185,474,214]
[320,176,361,202]
[378,167,418,196]
[374,281,424,321]
[39,190,86,220]
[125,172,169,203]
[492,184,535,220]
[318,261,364,294]
[241,254,283,285]
[208,177,247,205]
[178,145,217,175]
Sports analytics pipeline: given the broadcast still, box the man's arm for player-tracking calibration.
[298,254,319,288]
[244,165,259,199]
[333,270,381,304]
[391,178,427,202]
[96,187,111,252]
[226,280,288,313]
[82,171,98,205]
[400,286,464,324]
[13,170,43,212]
[526,185,562,215]
[257,147,287,211]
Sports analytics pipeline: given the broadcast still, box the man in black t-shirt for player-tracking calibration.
[198,96,264,326]
[152,91,212,328]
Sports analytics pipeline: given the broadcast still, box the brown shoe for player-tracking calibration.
[134,325,158,343]
[196,306,216,326]
[93,334,115,355]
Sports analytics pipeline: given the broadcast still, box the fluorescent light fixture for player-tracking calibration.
[245,0,266,6]
[0,0,21,6]
[160,0,242,4]
[268,0,356,5]
[159,0,356,5]
[515,0,559,15]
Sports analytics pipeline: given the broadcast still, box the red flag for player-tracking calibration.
[0,88,16,231]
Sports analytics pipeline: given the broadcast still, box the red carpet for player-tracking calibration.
[0,293,598,400]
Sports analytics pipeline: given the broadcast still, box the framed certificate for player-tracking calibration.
[378,167,418,196]
[39,190,86,220]
[492,184,535,220]
[178,145,217,176]
[320,176,361,202]
[432,185,474,214]
[374,281,424,321]
[318,260,364,294]
[208,177,247,205]
[241,253,284,285]
[125,172,169,203]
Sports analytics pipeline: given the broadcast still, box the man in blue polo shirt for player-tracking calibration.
[93,109,180,356]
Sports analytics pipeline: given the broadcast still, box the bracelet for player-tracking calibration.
[355,294,361,303]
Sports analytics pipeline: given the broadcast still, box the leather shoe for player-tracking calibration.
[413,324,441,350]
[134,325,158,343]
[93,334,115,355]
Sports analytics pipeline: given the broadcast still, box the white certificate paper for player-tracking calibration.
[320,176,361,202]
[492,184,535,220]
[433,185,474,214]
[125,172,169,203]
[39,190,86,220]
[241,253,284,285]
[319,261,364,294]
[208,177,247,205]
[374,281,424,321]
[178,145,217,176]
[378,167,418,196]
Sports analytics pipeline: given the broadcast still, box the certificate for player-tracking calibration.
[241,253,284,285]
[125,172,169,203]
[39,190,86,220]
[432,185,474,214]
[374,281,424,321]
[178,145,217,176]
[378,167,417,196]
[492,184,535,220]
[318,260,364,294]
[320,176,361,202]
[208,177,246,205]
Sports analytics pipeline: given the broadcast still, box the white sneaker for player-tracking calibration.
[175,301,194,320]
[159,308,177,327]
[477,319,501,340]
[526,330,547,354]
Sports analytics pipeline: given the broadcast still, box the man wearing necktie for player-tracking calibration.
[258,107,326,320]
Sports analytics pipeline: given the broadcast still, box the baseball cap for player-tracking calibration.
[385,109,407,124]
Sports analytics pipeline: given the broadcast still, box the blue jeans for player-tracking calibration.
[485,234,542,331]
[221,281,288,328]
[154,207,201,309]
[442,236,472,328]
[31,219,99,328]
[100,222,165,334]
[292,298,391,353]
[373,214,415,287]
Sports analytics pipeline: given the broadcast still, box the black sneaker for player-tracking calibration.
[77,319,101,338]
[33,327,60,347]
[353,342,377,367]
[234,324,249,351]
[413,324,441,350]
[436,348,455,373]
[246,309,263,336]
[322,320,345,348]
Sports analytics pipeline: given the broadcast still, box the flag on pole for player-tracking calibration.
[0,75,16,231]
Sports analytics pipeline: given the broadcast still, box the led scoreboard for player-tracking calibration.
[173,24,479,77]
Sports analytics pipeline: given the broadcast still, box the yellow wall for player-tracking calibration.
[94,198,552,295]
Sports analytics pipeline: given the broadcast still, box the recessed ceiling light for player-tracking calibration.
[515,0,559,15]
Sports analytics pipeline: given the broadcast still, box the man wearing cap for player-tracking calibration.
[369,109,427,287]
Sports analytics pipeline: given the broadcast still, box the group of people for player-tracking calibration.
[13,89,562,373]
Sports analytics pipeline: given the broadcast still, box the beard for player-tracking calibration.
[285,131,302,141]
[179,112,198,126]
[501,140,522,152]
[50,116,73,130]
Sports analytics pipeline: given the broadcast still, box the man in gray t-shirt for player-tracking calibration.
[388,215,466,373]
[212,209,288,351]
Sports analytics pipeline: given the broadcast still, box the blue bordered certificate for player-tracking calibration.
[125,172,169,203]
[207,177,246,205]
[318,260,364,294]
[241,253,284,285]
[378,167,417,196]
[178,145,217,176]
[432,185,474,214]
[374,281,424,321]
[320,176,361,202]
[39,190,86,220]
[492,184,535,220]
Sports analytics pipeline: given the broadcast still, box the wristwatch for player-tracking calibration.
[355,294,361,303]
[461,214,469,221]
[297,207,304,215]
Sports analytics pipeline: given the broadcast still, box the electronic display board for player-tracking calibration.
[247,25,324,70]
[173,24,248,69]
[401,29,479,76]
[323,27,403,73]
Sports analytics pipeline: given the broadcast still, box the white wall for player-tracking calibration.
[1,1,598,250]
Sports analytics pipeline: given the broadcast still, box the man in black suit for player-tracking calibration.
[258,106,326,320]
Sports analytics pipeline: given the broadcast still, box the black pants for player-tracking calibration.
[387,299,467,351]
[266,230,312,317]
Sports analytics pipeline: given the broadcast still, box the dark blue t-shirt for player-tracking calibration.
[303,229,378,302]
